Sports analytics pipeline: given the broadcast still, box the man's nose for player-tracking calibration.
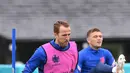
[97,37,101,40]
[66,37,69,40]
[65,35,70,38]
[65,36,70,41]
[98,36,102,40]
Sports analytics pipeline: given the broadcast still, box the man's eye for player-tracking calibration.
[99,35,102,38]
[93,36,97,38]
[62,35,66,36]
[63,34,70,36]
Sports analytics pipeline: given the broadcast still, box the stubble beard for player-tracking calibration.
[59,40,69,48]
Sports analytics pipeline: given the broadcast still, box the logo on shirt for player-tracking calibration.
[52,54,59,63]
[100,57,105,63]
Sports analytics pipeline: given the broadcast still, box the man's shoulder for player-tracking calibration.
[99,48,111,53]
[35,46,47,57]
[36,46,45,53]
[79,48,89,54]
[100,48,108,50]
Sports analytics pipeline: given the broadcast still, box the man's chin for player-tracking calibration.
[63,43,68,47]
[96,45,101,48]
[60,43,68,48]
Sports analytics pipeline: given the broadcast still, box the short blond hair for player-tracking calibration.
[87,28,101,38]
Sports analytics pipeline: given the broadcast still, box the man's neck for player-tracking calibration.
[89,45,99,50]
[55,39,59,45]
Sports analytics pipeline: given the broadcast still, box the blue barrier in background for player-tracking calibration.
[0,64,38,73]
[0,63,129,73]
[124,63,130,73]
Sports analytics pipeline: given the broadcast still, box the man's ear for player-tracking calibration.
[54,33,58,38]
[87,38,90,43]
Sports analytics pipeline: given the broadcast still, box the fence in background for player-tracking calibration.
[0,63,130,73]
